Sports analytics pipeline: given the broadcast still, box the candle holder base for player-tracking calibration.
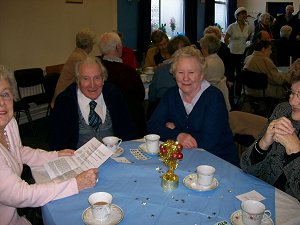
[161,176,179,190]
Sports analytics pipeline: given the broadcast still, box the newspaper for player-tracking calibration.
[41,137,113,182]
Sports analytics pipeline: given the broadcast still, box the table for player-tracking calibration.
[41,141,300,225]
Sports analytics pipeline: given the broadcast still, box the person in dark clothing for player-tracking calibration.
[272,5,294,39]
[50,56,138,150]
[272,25,298,66]
[98,32,146,137]
[253,12,273,42]
[289,6,300,41]
[148,46,239,167]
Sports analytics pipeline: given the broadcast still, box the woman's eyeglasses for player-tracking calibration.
[0,91,12,101]
[288,89,300,100]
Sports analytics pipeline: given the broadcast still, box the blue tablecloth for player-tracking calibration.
[42,140,275,225]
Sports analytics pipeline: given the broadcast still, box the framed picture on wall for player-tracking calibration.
[266,2,293,18]
[65,0,83,3]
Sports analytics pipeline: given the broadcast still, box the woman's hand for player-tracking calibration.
[177,133,198,149]
[274,132,300,155]
[58,149,75,157]
[166,122,176,129]
[260,117,294,150]
[76,168,98,191]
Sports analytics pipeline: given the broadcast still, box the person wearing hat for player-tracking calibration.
[224,7,252,105]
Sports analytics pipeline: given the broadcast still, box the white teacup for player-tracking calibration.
[140,74,148,83]
[196,165,216,186]
[144,134,160,154]
[88,192,113,221]
[102,136,122,153]
[241,200,271,225]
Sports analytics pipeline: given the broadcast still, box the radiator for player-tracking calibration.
[17,85,47,124]
[19,85,43,98]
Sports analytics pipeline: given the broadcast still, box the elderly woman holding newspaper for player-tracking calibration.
[0,65,98,225]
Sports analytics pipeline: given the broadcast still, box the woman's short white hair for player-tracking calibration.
[203,26,222,40]
[170,46,207,77]
[199,34,221,55]
[280,25,292,38]
[259,12,270,22]
[76,28,95,49]
[0,65,18,100]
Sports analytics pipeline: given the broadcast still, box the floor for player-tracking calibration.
[19,116,50,151]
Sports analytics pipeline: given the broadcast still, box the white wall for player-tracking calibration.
[238,0,300,18]
[0,0,117,71]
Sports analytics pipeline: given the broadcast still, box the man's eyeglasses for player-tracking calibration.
[288,89,300,99]
[0,91,12,101]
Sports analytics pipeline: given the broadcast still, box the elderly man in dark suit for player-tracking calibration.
[98,32,146,137]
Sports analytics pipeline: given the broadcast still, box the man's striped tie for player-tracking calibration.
[88,100,102,130]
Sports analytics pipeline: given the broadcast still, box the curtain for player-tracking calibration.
[184,0,198,44]
[204,0,214,28]
[137,0,152,53]
[227,0,237,25]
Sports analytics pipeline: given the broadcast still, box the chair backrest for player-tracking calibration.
[14,68,44,88]
[229,111,267,139]
[44,72,60,102]
[45,64,64,75]
[229,110,268,158]
[14,68,45,98]
[241,69,268,90]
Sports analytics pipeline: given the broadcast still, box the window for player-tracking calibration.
[151,0,185,38]
[215,0,227,33]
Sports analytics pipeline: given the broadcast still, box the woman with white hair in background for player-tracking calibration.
[253,12,273,41]
[273,25,296,67]
[199,34,231,111]
[224,7,252,104]
[203,26,235,107]
[272,5,294,39]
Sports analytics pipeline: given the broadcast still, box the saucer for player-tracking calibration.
[138,143,162,155]
[183,173,219,191]
[230,210,274,225]
[111,147,124,158]
[82,204,124,225]
[144,72,154,75]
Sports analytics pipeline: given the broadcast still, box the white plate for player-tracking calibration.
[82,204,124,225]
[138,142,162,155]
[110,147,124,158]
[183,173,219,191]
[230,210,274,225]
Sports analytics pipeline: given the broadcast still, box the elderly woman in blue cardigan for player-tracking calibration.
[147,46,239,166]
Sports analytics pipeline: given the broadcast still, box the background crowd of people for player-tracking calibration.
[1,4,300,225]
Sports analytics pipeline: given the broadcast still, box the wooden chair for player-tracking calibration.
[229,111,267,158]
[45,64,64,75]
[44,72,60,116]
[14,68,48,106]
[241,69,269,116]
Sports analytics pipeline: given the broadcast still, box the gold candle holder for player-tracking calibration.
[159,140,183,190]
